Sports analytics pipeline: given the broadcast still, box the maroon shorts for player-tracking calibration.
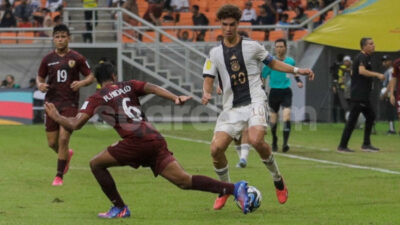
[45,107,78,132]
[107,137,176,176]
[397,95,400,115]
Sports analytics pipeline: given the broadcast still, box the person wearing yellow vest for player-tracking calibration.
[82,0,98,43]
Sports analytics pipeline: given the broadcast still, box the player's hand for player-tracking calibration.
[216,86,222,95]
[298,68,314,80]
[390,95,396,106]
[376,73,385,81]
[70,81,82,92]
[38,83,49,92]
[202,92,212,105]
[44,102,60,120]
[175,96,192,105]
[297,82,303,88]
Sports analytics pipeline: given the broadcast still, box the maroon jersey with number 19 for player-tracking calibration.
[38,50,91,109]
[80,80,163,141]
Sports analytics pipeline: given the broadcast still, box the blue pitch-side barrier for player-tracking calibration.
[0,89,34,125]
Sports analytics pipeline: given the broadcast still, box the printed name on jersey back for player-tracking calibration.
[103,85,132,102]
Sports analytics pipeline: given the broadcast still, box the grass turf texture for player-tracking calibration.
[0,122,399,225]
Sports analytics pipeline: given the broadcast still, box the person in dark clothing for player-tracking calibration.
[0,9,17,27]
[191,4,208,36]
[337,38,385,153]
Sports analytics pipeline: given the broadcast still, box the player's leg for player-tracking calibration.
[234,136,242,161]
[46,131,59,153]
[360,102,379,151]
[160,160,250,214]
[90,149,130,218]
[282,107,291,152]
[247,125,288,204]
[51,126,73,185]
[268,90,279,152]
[337,101,362,152]
[236,129,250,168]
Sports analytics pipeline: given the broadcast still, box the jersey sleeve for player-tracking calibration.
[358,54,368,68]
[131,80,147,96]
[393,59,400,79]
[261,65,271,79]
[79,95,101,117]
[288,57,296,66]
[202,55,217,78]
[253,41,273,65]
[77,55,91,76]
[38,57,48,79]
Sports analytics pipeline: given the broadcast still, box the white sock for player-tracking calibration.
[262,154,281,181]
[235,145,241,159]
[214,166,230,182]
[240,144,250,161]
[389,121,395,131]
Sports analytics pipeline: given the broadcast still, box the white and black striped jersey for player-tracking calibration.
[203,38,273,110]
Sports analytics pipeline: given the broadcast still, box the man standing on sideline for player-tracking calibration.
[262,38,303,152]
[36,24,95,186]
[380,55,397,134]
[337,37,385,153]
[389,58,400,134]
[202,4,314,210]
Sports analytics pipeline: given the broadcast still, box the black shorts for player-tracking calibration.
[268,88,292,113]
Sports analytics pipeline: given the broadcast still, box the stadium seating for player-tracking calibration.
[292,30,308,41]
[268,30,285,41]
[250,31,266,41]
[18,32,35,44]
[305,10,320,22]
[283,10,297,22]
[0,32,17,44]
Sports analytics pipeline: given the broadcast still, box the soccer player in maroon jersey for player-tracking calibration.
[389,58,400,134]
[44,62,253,218]
[36,24,95,186]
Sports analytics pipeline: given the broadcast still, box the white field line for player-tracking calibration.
[162,134,400,175]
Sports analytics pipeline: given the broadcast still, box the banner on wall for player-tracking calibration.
[304,0,400,52]
[0,89,33,125]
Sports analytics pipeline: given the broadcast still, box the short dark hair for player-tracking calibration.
[217,4,242,21]
[53,24,70,36]
[360,37,372,49]
[275,38,287,47]
[192,4,199,11]
[94,62,114,84]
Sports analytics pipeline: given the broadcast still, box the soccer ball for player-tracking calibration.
[236,186,262,213]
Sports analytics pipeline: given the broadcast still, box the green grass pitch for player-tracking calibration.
[0,122,399,225]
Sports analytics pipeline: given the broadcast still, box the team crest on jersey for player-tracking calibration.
[68,60,76,68]
[230,55,240,72]
[206,60,212,70]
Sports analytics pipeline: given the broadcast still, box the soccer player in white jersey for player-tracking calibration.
[202,4,314,210]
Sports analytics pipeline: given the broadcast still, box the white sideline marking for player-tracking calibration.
[163,134,400,175]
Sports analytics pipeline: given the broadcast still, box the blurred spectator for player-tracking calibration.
[274,0,287,13]
[123,0,139,39]
[291,6,307,24]
[238,30,249,38]
[14,0,33,22]
[143,0,164,26]
[260,0,276,24]
[216,35,223,42]
[170,0,189,12]
[275,13,289,30]
[30,0,41,11]
[253,6,274,25]
[162,8,175,22]
[240,1,256,23]
[195,32,205,42]
[307,0,318,9]
[287,0,301,10]
[112,0,126,7]
[4,75,20,88]
[0,0,12,10]
[192,5,208,36]
[380,55,397,134]
[53,14,61,25]
[46,0,63,12]
[0,9,16,27]
[339,0,347,10]
[177,29,193,42]
[0,79,7,88]
[82,0,99,43]
[28,78,36,89]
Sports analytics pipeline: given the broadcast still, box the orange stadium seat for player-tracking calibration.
[305,10,319,22]
[18,32,34,44]
[208,0,228,13]
[283,10,296,22]
[324,10,334,21]
[142,31,158,43]
[268,30,285,41]
[346,0,359,7]
[250,31,266,41]
[292,30,308,41]
[122,34,136,43]
[204,12,218,25]
[205,29,223,42]
[162,30,178,43]
[0,32,17,44]
[176,12,193,25]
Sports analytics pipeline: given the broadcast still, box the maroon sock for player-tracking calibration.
[191,175,235,196]
[56,159,67,178]
[91,166,125,208]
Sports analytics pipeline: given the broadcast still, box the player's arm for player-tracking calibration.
[44,102,90,131]
[389,77,397,105]
[202,76,214,105]
[359,65,385,81]
[268,59,314,80]
[143,83,191,105]
[70,73,95,92]
[36,75,49,92]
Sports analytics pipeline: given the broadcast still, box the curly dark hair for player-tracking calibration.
[216,4,242,21]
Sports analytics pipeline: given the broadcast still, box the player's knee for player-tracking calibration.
[210,145,224,159]
[248,135,262,147]
[174,175,191,190]
[89,159,99,171]
[48,141,58,150]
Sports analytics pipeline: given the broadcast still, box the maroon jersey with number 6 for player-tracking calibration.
[80,80,163,140]
[38,50,91,110]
